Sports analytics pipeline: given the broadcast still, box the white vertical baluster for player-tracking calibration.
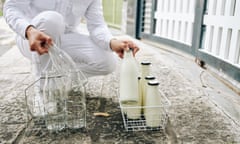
[181,0,187,42]
[170,0,175,13]
[167,0,170,12]
[168,19,173,39]
[235,0,240,64]
[219,0,234,58]
[224,0,234,16]
[216,28,223,56]
[160,19,164,36]
[180,20,186,42]
[176,0,181,13]
[211,0,220,56]
[158,0,163,12]
[237,31,240,65]
[171,20,176,39]
[173,20,179,41]
[187,23,193,45]
[204,26,214,52]
[216,0,223,15]
[182,0,187,13]
[173,0,177,13]
[228,29,239,63]
[235,0,240,16]
[183,22,188,43]
[189,0,196,13]
[176,0,182,40]
[211,26,218,54]
[178,21,182,41]
[220,0,227,15]
[179,0,183,13]
[158,0,164,36]
[166,0,170,38]
[225,29,232,59]
[219,28,229,58]
[203,0,214,51]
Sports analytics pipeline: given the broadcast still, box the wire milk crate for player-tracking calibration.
[24,70,87,133]
[24,44,87,134]
[119,90,171,132]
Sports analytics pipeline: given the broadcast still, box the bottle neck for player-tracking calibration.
[123,49,133,59]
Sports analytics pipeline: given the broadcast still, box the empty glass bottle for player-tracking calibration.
[43,70,66,131]
[66,70,86,129]
[41,44,87,131]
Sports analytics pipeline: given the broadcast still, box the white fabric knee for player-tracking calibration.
[31,11,65,42]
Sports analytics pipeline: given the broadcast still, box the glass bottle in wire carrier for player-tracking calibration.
[144,80,163,128]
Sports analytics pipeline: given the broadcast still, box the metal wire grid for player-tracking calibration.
[24,75,86,134]
[119,90,171,132]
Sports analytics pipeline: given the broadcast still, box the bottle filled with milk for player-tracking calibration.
[119,48,141,119]
[140,61,151,105]
[142,75,155,107]
[141,61,151,78]
[144,80,163,127]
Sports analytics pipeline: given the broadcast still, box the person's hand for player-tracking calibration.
[26,26,53,55]
[110,39,139,58]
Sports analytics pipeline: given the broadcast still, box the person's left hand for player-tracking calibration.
[110,39,139,58]
[26,26,53,55]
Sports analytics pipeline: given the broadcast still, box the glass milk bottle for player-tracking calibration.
[66,70,86,129]
[124,77,142,119]
[43,71,65,131]
[140,61,151,105]
[119,48,139,104]
[144,80,162,127]
[119,49,140,119]
[142,76,155,107]
[141,61,151,78]
[31,53,45,117]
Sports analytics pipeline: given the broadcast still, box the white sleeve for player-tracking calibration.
[3,0,31,39]
[85,0,113,51]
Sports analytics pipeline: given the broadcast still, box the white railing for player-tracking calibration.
[143,0,152,34]
[202,0,240,67]
[154,0,196,45]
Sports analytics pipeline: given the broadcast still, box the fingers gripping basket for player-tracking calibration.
[25,44,87,132]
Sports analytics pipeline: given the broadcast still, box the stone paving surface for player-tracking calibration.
[0,17,240,144]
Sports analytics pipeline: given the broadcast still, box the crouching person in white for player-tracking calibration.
[3,0,139,117]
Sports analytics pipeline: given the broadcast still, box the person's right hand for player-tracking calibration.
[110,39,139,58]
[26,26,53,55]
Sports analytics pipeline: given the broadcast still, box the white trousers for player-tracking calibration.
[16,11,117,78]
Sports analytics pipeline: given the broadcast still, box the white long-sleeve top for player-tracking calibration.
[3,0,113,51]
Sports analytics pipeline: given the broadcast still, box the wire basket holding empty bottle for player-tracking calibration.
[25,70,87,133]
[24,44,87,134]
